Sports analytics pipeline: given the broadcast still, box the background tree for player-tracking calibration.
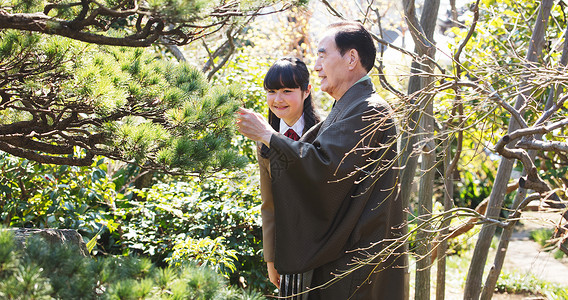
[1,34,245,173]
[402,1,440,299]
[401,0,568,298]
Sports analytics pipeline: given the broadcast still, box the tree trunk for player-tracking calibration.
[462,1,553,298]
[398,58,422,300]
[401,1,440,298]
[437,128,460,300]
[436,153,452,300]
[415,95,436,300]
[436,1,476,297]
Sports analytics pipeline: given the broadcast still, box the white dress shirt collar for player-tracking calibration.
[279,114,305,138]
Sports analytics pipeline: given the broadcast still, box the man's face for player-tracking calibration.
[314,32,350,100]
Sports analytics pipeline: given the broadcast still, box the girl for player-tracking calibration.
[258,57,320,298]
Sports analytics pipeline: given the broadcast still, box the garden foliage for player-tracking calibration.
[0,153,273,293]
[0,229,265,299]
[0,42,278,293]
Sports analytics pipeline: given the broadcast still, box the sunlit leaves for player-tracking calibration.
[0,152,125,240]
[147,0,208,22]
[167,236,238,275]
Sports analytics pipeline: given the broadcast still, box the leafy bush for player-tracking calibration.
[0,152,272,293]
[117,172,270,292]
[0,152,132,238]
[496,271,568,298]
[167,236,239,274]
[454,151,497,210]
[530,228,554,246]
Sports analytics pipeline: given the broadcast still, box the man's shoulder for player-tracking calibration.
[352,92,392,113]
[347,80,385,104]
[367,93,393,110]
[336,80,394,118]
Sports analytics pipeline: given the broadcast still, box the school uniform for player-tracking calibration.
[258,115,309,299]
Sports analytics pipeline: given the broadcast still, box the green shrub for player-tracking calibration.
[118,172,270,292]
[496,271,568,298]
[0,230,257,299]
[0,150,271,290]
[0,152,136,241]
[167,236,239,274]
[530,228,554,246]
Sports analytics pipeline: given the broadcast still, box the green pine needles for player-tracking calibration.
[0,230,263,299]
[0,31,247,175]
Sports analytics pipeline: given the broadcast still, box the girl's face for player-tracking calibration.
[266,86,310,126]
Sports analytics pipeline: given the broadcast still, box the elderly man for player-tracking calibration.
[237,22,405,300]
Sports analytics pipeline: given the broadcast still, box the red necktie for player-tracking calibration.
[284,128,300,141]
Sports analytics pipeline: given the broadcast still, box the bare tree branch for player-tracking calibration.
[0,1,297,47]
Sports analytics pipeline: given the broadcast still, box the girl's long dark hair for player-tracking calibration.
[260,57,320,158]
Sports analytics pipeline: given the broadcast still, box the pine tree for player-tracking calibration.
[0,0,308,174]
[0,32,246,173]
[0,0,306,174]
[0,230,265,299]
[0,0,307,47]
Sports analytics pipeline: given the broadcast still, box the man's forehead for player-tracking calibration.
[317,34,336,52]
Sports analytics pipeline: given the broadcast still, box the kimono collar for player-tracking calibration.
[355,75,371,85]
[319,78,375,133]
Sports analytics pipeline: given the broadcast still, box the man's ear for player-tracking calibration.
[347,49,360,70]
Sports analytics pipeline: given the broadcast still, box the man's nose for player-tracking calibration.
[314,59,322,71]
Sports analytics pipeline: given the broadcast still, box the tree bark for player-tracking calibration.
[437,126,461,300]
[402,1,440,299]
[436,2,476,297]
[0,12,158,47]
[415,97,436,300]
[462,1,553,298]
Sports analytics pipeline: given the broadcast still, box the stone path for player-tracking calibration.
[452,209,568,299]
[504,233,568,287]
